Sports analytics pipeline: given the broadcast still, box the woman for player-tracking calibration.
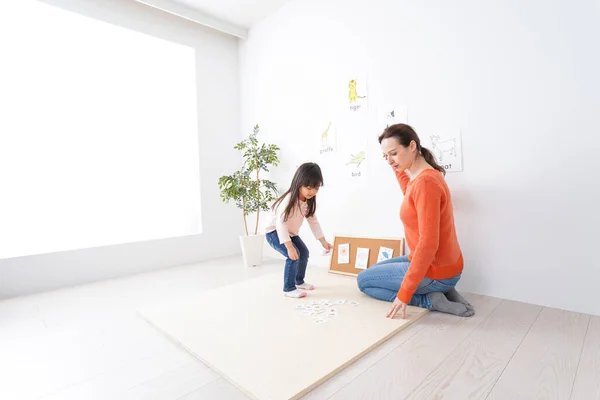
[357,123,474,319]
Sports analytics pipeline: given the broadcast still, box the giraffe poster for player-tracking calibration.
[319,121,336,155]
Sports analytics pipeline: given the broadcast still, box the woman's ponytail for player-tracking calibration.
[420,146,446,176]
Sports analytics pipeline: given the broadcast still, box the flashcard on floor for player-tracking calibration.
[338,243,350,264]
[355,247,370,269]
[335,300,346,305]
[377,246,394,262]
[348,301,359,306]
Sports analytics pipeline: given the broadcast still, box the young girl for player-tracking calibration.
[265,162,333,298]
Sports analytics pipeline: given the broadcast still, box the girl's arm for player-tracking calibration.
[306,213,325,241]
[396,180,442,304]
[394,168,410,195]
[275,195,292,244]
[308,213,332,252]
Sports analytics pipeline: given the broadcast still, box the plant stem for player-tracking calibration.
[242,196,249,236]
[254,159,260,235]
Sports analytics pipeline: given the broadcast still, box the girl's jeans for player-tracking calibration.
[266,231,309,292]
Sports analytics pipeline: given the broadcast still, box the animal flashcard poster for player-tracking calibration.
[347,75,368,112]
[337,243,350,264]
[345,150,367,180]
[355,247,370,269]
[319,121,336,155]
[377,246,394,262]
[420,127,463,173]
[336,110,370,182]
[379,102,408,131]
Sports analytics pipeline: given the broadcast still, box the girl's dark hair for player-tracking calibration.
[272,162,323,222]
[378,123,446,176]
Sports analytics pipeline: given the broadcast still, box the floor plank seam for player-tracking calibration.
[173,379,221,400]
[482,303,544,400]
[321,322,427,400]
[401,298,505,400]
[568,315,592,400]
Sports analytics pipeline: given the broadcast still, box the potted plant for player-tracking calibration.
[218,124,280,267]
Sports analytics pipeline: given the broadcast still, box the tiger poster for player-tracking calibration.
[347,75,368,112]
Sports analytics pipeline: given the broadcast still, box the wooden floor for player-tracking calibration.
[1,257,599,400]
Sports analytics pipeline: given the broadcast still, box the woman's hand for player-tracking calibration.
[386,297,407,319]
[285,243,299,260]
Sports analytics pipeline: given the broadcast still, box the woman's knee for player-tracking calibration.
[356,268,374,292]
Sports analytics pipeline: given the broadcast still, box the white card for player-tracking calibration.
[338,243,350,264]
[377,246,394,262]
[355,247,370,269]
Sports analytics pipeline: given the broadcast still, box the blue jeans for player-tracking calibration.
[265,231,310,292]
[356,255,461,309]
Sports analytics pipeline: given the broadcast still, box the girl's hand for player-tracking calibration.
[386,298,407,319]
[320,238,333,253]
[285,243,299,260]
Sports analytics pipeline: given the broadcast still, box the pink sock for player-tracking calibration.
[296,282,315,290]
[284,289,307,298]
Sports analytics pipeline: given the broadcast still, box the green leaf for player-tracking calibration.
[217,124,281,221]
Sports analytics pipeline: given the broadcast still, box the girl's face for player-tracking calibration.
[381,137,416,171]
[300,185,320,201]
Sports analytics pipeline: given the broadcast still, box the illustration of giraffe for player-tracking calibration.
[321,122,332,147]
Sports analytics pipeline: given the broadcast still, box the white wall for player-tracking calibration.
[239,0,600,315]
[0,0,244,299]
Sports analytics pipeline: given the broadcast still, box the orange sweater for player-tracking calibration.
[395,169,463,304]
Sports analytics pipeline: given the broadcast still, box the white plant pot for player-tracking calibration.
[240,233,265,267]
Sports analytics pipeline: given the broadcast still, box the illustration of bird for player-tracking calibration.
[347,151,366,168]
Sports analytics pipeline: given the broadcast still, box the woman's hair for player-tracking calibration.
[272,162,323,222]
[378,123,446,176]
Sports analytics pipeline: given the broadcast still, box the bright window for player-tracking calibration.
[0,2,202,259]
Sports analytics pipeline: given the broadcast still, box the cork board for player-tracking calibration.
[328,235,405,276]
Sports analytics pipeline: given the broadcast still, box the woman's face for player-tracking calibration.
[380,137,416,171]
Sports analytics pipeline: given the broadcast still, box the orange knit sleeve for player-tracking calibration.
[397,179,442,303]
[394,169,410,195]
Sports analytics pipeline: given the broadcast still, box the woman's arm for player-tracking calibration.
[397,180,442,304]
[394,169,410,195]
